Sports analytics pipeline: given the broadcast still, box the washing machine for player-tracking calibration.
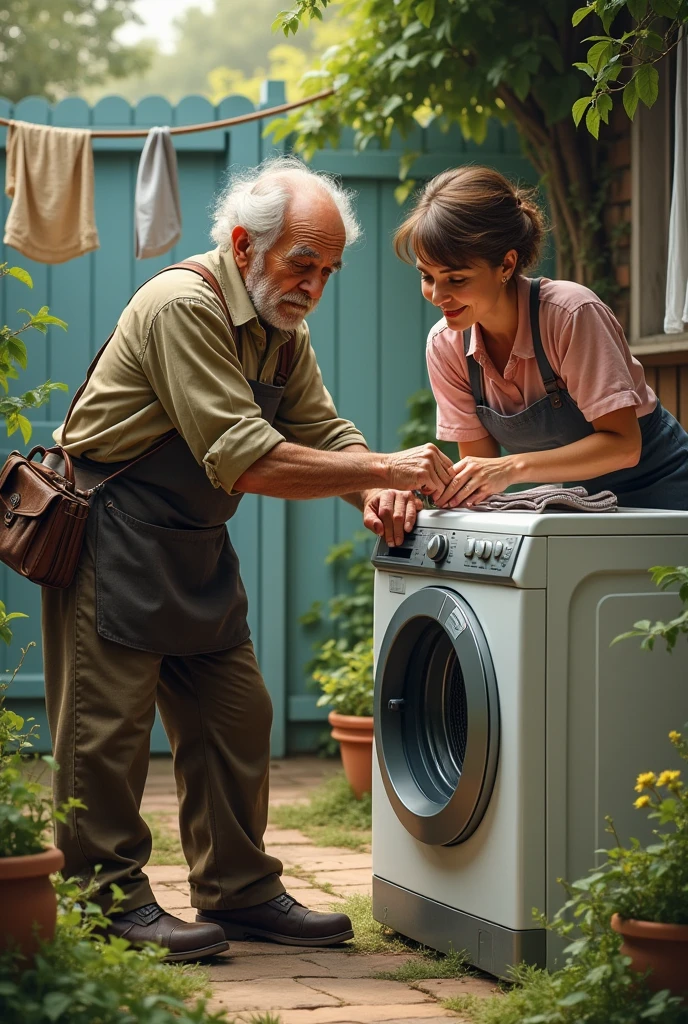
[371,508,688,978]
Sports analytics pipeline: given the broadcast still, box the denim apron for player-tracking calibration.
[463,279,688,510]
[64,262,294,656]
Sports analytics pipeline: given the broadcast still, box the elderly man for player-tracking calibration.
[43,156,454,962]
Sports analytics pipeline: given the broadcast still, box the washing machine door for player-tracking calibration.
[375,586,499,846]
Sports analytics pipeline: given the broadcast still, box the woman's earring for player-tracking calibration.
[502,276,508,284]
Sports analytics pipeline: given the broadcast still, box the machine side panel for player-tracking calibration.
[546,535,688,927]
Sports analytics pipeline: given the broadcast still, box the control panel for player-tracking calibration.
[371,526,523,581]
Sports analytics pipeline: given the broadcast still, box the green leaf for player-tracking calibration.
[415,0,435,28]
[573,61,595,78]
[43,992,73,1021]
[572,5,595,25]
[597,92,613,123]
[628,0,648,16]
[572,95,592,126]
[7,266,32,288]
[623,77,639,119]
[587,40,613,72]
[635,63,659,108]
[510,66,531,101]
[651,0,679,14]
[557,991,589,1007]
[17,414,32,445]
[381,94,404,118]
[586,103,601,138]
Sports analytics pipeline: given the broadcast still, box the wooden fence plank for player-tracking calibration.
[658,365,679,418]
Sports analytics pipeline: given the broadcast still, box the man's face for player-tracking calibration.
[237,187,346,330]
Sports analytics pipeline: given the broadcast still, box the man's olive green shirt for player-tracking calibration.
[55,248,367,493]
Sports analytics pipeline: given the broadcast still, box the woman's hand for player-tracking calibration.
[362,489,423,545]
[436,455,514,508]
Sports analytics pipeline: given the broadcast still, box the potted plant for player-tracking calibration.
[314,636,374,799]
[0,633,81,962]
[556,728,688,1003]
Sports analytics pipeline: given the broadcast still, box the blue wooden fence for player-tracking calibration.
[0,82,552,756]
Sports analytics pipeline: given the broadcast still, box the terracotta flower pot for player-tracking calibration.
[0,845,64,961]
[611,913,688,1000]
[328,711,374,799]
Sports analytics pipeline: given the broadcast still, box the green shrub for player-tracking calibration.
[314,636,374,717]
[0,877,224,1024]
[0,640,83,858]
[271,770,371,848]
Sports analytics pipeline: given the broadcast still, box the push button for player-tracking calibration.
[494,540,503,559]
[480,540,493,560]
[464,537,476,557]
[474,539,485,558]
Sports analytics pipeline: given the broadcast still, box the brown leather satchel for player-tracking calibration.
[0,260,296,589]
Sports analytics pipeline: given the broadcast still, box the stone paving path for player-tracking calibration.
[142,757,499,1023]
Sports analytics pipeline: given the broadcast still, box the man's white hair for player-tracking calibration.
[210,155,361,253]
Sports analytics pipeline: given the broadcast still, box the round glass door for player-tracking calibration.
[375,587,499,846]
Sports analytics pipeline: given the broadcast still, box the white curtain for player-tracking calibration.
[665,35,688,333]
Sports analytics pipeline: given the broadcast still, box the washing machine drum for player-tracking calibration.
[375,586,499,846]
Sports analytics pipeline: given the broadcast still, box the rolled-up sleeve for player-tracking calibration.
[273,325,368,451]
[142,297,284,492]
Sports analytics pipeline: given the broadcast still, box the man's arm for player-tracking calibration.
[339,444,422,547]
[234,439,453,505]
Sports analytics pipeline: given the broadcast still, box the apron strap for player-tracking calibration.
[463,327,485,406]
[529,278,562,410]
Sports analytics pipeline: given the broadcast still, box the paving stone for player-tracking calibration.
[315,869,372,888]
[205,978,341,1012]
[327,883,373,898]
[207,955,333,981]
[278,1003,460,1024]
[265,828,312,845]
[268,847,372,869]
[299,979,430,1006]
[213,939,344,957]
[282,873,319,889]
[145,865,189,884]
[303,953,422,978]
[413,977,501,1000]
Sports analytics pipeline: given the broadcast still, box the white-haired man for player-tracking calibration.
[43,157,455,962]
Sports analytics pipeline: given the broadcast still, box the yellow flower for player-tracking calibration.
[657,770,681,787]
[634,795,651,809]
[634,772,657,792]
[669,730,681,742]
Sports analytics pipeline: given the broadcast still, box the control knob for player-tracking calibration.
[426,533,449,562]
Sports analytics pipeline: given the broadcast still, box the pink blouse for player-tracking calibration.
[427,276,656,443]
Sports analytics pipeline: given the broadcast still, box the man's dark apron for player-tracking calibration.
[65,262,293,657]
[462,278,688,510]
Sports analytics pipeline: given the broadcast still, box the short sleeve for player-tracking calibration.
[426,330,490,442]
[554,303,641,422]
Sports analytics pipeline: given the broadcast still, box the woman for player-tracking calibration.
[394,166,688,510]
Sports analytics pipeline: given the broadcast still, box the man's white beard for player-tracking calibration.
[245,251,317,330]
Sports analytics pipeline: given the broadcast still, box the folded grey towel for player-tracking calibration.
[466,484,618,513]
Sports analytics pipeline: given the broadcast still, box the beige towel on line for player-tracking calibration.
[3,120,99,264]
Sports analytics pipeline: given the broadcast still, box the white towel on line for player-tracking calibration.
[135,126,182,259]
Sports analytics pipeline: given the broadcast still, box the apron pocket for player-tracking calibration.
[95,499,249,655]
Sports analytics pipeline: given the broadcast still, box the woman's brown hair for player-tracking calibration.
[394,165,546,274]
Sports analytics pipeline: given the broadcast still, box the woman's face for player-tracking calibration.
[416,251,518,331]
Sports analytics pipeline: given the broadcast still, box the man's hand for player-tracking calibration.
[362,489,423,546]
[384,443,455,502]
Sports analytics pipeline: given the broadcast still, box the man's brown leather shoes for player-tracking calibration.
[197,892,354,946]
[106,902,229,962]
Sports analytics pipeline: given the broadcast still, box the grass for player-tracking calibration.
[270,772,372,850]
[143,811,186,866]
[373,948,469,981]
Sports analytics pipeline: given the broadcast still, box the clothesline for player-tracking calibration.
[0,87,334,138]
